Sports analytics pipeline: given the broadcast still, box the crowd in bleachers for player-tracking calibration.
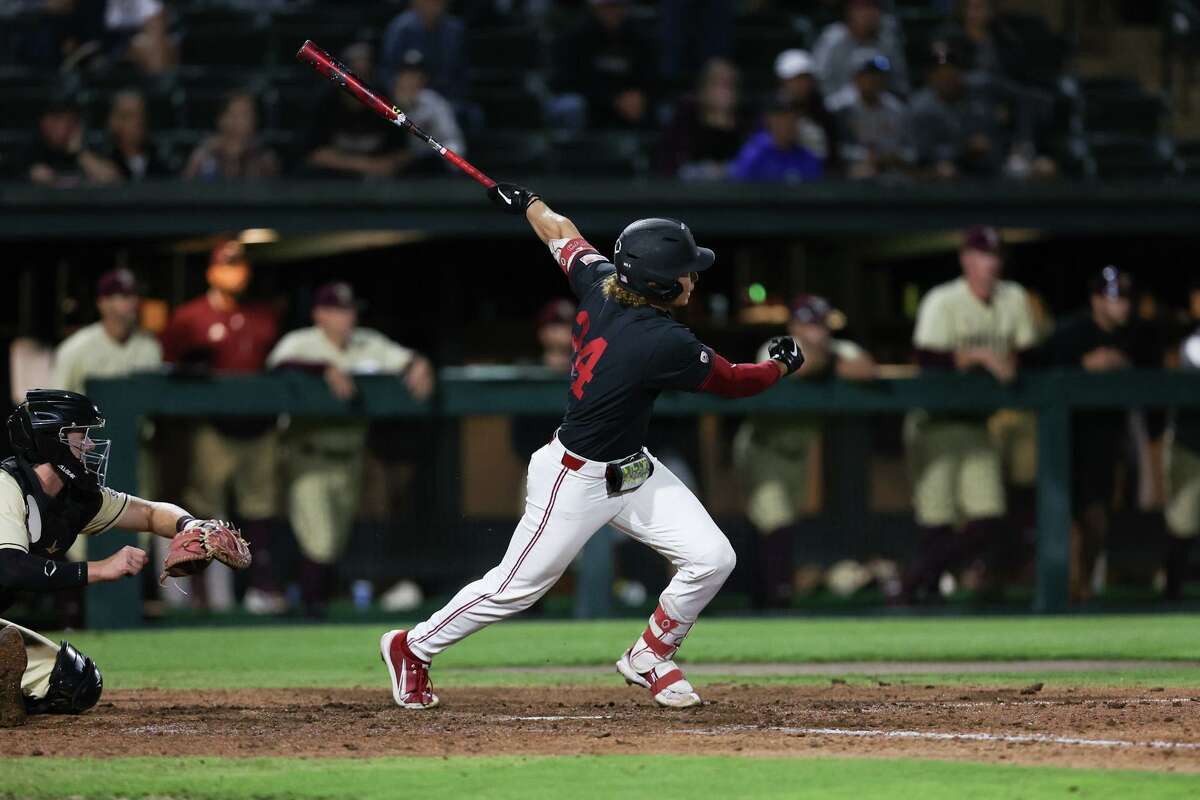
[0,0,1186,184]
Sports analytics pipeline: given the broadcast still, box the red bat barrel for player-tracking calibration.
[296,40,496,188]
[296,40,399,125]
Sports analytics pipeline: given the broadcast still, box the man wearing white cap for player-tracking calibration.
[774,49,837,163]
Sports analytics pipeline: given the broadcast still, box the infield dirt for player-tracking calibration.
[1,685,1197,772]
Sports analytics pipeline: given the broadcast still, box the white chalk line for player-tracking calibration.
[680,725,1200,751]
[503,715,613,721]
[857,697,1196,711]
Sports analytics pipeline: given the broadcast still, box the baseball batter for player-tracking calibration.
[380,183,805,709]
[0,389,248,727]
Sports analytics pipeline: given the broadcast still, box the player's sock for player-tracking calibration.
[900,524,955,599]
[1164,535,1194,601]
[626,604,692,674]
[240,519,279,594]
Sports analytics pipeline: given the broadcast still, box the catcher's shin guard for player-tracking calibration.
[0,625,27,727]
[24,641,102,715]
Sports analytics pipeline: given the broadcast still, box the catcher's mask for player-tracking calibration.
[7,389,111,490]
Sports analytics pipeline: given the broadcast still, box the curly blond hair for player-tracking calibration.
[601,273,649,307]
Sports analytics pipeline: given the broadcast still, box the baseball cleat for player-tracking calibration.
[0,625,28,728]
[616,649,701,709]
[380,629,439,709]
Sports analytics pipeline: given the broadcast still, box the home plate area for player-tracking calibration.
[1,685,1196,772]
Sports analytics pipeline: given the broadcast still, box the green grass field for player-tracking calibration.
[3,615,1198,799]
[3,756,1198,800]
[60,613,1200,689]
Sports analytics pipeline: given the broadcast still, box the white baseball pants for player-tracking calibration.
[405,436,736,661]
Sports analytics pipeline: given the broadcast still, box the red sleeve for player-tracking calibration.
[555,237,600,275]
[698,353,782,398]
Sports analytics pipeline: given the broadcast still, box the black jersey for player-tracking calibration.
[550,237,715,462]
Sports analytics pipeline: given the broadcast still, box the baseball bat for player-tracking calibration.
[296,40,496,188]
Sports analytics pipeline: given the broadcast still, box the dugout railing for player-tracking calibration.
[84,368,1200,628]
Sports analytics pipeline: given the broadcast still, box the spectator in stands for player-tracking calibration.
[268,282,434,617]
[160,239,283,615]
[894,226,1037,605]
[828,50,913,179]
[729,93,823,182]
[812,0,909,98]
[1166,279,1200,601]
[910,40,1056,181]
[25,94,121,186]
[183,90,280,182]
[379,0,468,106]
[52,268,161,395]
[93,89,169,181]
[659,0,734,90]
[734,295,877,608]
[942,0,1022,80]
[554,0,657,130]
[775,49,839,170]
[305,43,412,180]
[910,41,1004,179]
[1039,266,1136,600]
[21,0,172,73]
[100,0,174,74]
[659,58,747,179]
[389,50,467,174]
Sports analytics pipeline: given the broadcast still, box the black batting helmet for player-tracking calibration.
[7,389,110,490]
[613,218,714,303]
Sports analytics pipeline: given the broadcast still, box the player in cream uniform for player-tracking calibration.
[1,390,225,727]
[51,268,163,571]
[896,226,1037,603]
[267,282,434,615]
[52,268,162,396]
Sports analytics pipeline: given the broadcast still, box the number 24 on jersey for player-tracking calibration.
[571,311,607,399]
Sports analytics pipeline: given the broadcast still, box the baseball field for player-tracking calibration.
[1,614,1197,799]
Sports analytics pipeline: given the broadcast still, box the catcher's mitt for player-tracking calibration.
[160,520,252,584]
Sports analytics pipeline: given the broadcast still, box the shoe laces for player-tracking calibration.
[404,655,434,701]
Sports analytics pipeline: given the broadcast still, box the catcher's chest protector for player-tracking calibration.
[0,457,102,561]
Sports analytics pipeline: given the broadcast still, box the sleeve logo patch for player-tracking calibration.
[700,350,710,364]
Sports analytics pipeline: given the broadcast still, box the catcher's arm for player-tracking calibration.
[113,495,191,539]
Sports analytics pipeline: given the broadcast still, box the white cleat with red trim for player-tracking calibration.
[616,649,701,708]
[380,629,440,709]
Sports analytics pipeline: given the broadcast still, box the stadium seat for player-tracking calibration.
[1084,133,1183,180]
[476,88,546,131]
[0,85,59,133]
[179,8,272,70]
[552,131,656,178]
[1079,77,1166,137]
[468,26,545,89]
[464,131,552,177]
[732,21,812,85]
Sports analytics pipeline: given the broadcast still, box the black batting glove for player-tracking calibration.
[767,336,805,375]
[487,183,540,215]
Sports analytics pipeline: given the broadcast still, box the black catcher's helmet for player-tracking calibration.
[7,389,110,490]
[613,218,715,302]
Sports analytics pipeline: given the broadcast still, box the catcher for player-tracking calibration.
[0,389,250,728]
